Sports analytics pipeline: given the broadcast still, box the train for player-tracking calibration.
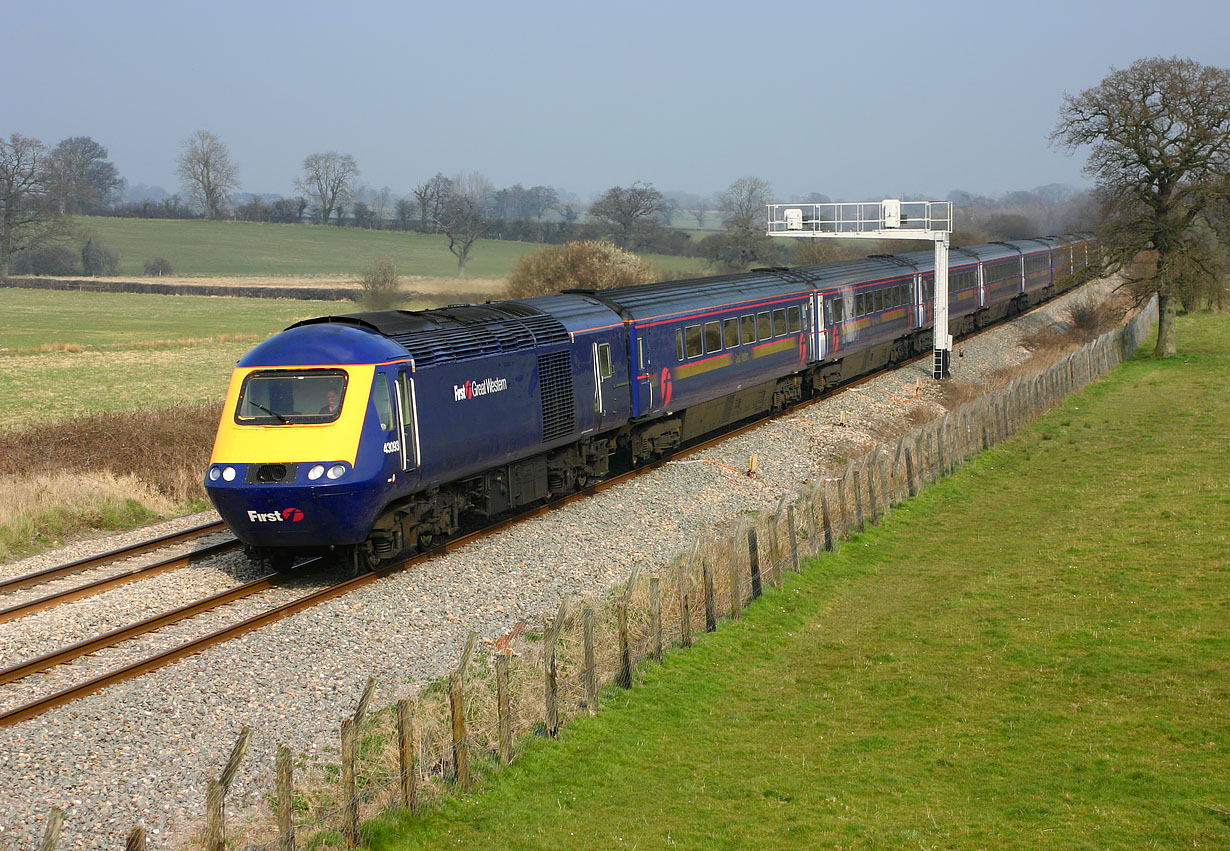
[205,233,1098,568]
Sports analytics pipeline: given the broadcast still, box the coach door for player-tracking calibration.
[394,369,421,472]
[813,294,827,361]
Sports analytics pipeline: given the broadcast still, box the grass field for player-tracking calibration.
[366,313,1229,849]
[69,217,705,278]
[0,289,336,428]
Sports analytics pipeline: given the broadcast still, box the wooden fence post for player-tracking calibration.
[37,807,64,851]
[678,548,694,649]
[702,558,717,631]
[937,416,949,476]
[650,576,663,661]
[820,483,834,551]
[618,566,640,688]
[836,467,850,539]
[340,718,359,848]
[204,781,223,851]
[747,526,763,599]
[865,457,879,525]
[728,521,744,620]
[450,631,478,790]
[583,603,598,714]
[787,504,801,574]
[807,486,820,555]
[852,466,865,533]
[125,825,146,851]
[545,601,567,738]
[878,455,890,512]
[495,656,512,766]
[398,699,419,811]
[203,726,251,851]
[276,744,295,851]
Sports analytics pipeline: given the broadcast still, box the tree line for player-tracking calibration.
[4,54,1228,327]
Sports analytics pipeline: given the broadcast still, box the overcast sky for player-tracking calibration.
[5,0,1228,204]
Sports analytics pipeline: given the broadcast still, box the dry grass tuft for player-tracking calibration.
[0,401,222,504]
[936,380,987,411]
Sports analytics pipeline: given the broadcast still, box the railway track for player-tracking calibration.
[0,518,232,596]
[0,291,1077,728]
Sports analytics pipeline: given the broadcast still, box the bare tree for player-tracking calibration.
[434,172,494,276]
[712,176,776,270]
[296,152,359,225]
[0,133,69,277]
[176,130,238,219]
[588,181,666,249]
[47,136,121,214]
[1053,56,1230,356]
[412,173,451,232]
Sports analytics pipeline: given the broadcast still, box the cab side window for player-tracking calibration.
[372,374,395,431]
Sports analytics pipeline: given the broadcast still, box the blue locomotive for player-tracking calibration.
[205,234,1097,567]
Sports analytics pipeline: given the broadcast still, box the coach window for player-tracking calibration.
[772,308,787,336]
[787,305,802,333]
[875,290,885,312]
[676,328,684,361]
[757,312,771,340]
[741,315,756,345]
[724,317,740,348]
[704,321,722,353]
[686,325,703,358]
[832,298,844,322]
[637,337,646,371]
[597,342,613,379]
[854,294,864,317]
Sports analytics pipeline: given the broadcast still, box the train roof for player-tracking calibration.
[289,302,572,367]
[565,268,823,323]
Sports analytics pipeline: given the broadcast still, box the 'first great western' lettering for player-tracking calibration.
[453,376,508,402]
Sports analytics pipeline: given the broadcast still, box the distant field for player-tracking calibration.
[0,288,331,353]
[70,217,706,278]
[0,290,339,429]
[369,315,1229,850]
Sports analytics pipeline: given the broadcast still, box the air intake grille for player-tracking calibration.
[389,314,570,367]
[538,351,575,442]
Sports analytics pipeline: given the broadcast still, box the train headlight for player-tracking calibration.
[208,466,221,481]
[307,464,325,481]
[327,464,347,480]
[222,466,237,482]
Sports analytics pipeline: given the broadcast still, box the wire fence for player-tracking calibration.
[30,297,1158,851]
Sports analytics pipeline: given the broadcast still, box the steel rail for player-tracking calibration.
[0,538,241,626]
[0,519,228,594]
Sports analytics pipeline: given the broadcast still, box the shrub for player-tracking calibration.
[1064,293,1124,341]
[504,240,654,299]
[143,257,175,276]
[81,238,120,276]
[10,245,79,276]
[356,256,403,310]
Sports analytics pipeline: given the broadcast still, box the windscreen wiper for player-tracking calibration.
[249,401,290,424]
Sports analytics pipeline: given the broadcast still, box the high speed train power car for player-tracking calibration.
[205,234,1097,568]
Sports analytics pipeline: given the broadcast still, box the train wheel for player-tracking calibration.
[269,551,296,572]
[341,542,382,575]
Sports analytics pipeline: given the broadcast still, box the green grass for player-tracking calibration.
[366,313,1230,850]
[0,287,331,352]
[0,289,337,428]
[69,217,704,278]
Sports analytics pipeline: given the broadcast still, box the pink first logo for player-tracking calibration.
[282,507,305,522]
